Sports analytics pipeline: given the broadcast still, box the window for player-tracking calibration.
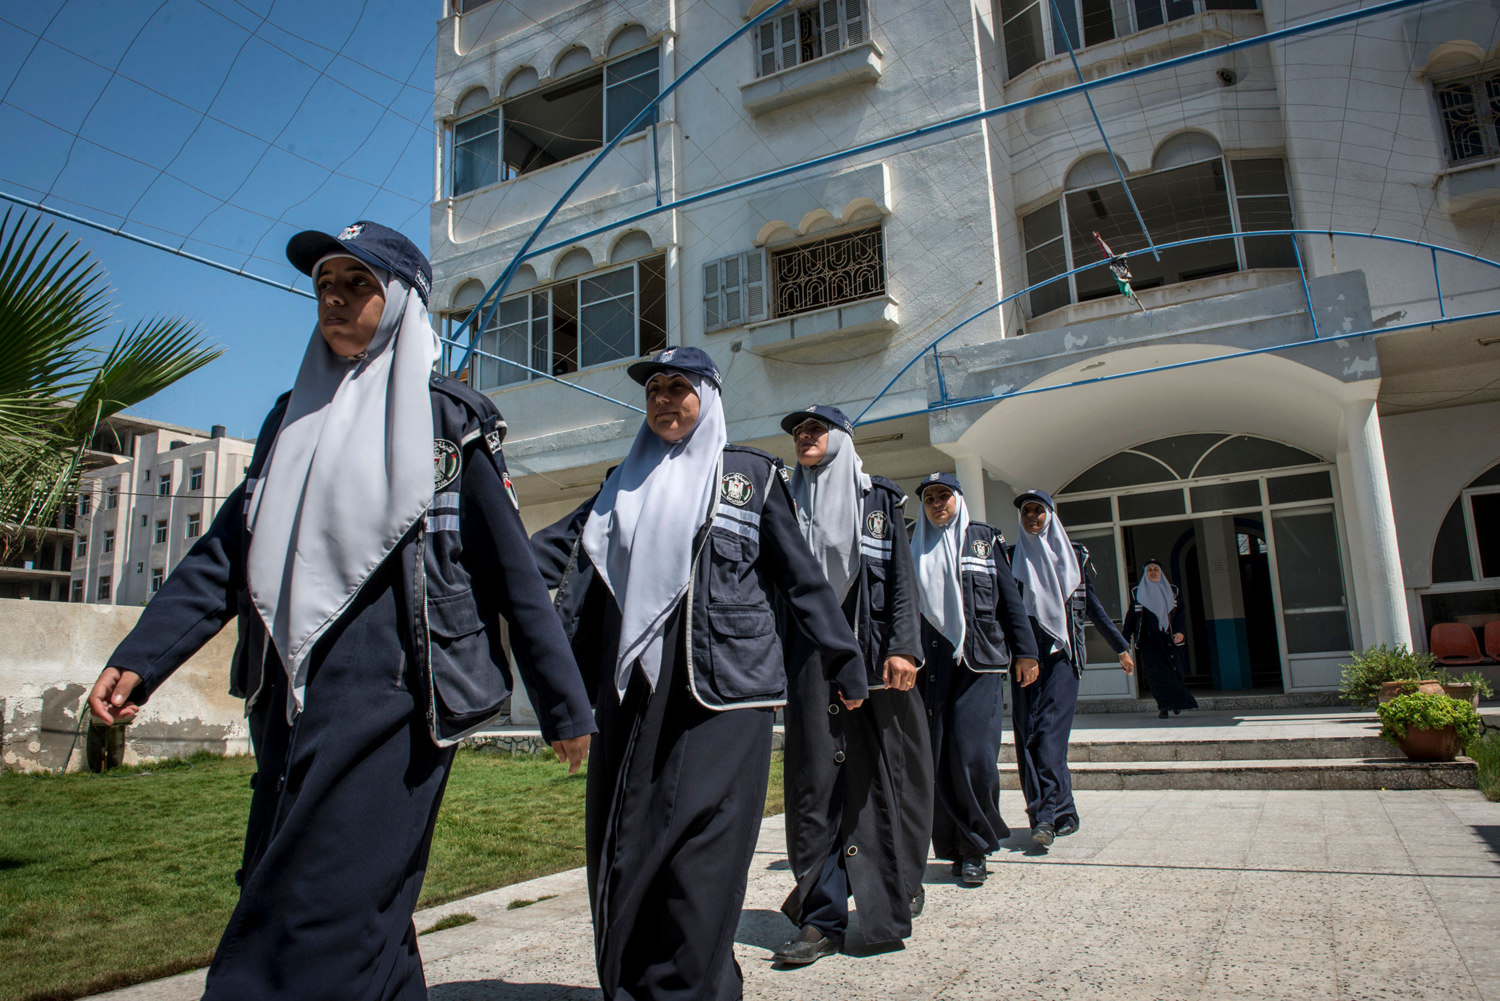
[154,520,167,544]
[1435,71,1500,164]
[1001,0,1256,79]
[76,535,87,559]
[703,251,769,332]
[70,579,83,602]
[78,494,91,515]
[186,513,202,539]
[140,514,148,527]
[150,568,164,593]
[457,255,668,390]
[770,227,885,318]
[189,466,203,491]
[142,468,150,484]
[106,486,118,509]
[1021,151,1295,317]
[1432,464,1500,583]
[97,575,112,602]
[103,530,114,554]
[448,46,660,196]
[158,473,171,496]
[756,0,868,77]
[136,561,144,575]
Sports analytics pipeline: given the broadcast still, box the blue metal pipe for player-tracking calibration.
[853,227,1500,424]
[1045,0,1159,261]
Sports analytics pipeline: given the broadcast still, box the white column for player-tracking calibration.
[1342,397,1412,648]
[954,453,987,523]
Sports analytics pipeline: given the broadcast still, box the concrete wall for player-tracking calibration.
[0,598,246,773]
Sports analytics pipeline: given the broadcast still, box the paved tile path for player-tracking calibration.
[101,783,1500,1000]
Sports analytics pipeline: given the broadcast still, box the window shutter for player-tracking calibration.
[703,259,723,331]
[819,0,841,53]
[722,255,743,326]
[842,0,866,46]
[778,11,798,71]
[744,250,767,322]
[757,20,779,76]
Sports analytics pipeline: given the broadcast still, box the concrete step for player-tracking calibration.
[998,734,1390,763]
[1074,691,1346,714]
[998,756,1479,791]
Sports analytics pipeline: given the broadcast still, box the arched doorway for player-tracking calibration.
[1056,433,1354,696]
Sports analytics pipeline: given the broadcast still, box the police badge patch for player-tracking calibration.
[721,472,753,507]
[434,439,461,490]
[337,223,365,241]
[971,539,992,559]
[865,511,889,539]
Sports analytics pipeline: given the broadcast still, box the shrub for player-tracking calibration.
[1339,644,1438,707]
[1375,692,1481,751]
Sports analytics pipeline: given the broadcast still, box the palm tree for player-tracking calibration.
[0,209,222,561]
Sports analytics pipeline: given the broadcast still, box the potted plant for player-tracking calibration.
[1443,671,1494,709]
[1376,691,1481,762]
[1339,644,1439,707]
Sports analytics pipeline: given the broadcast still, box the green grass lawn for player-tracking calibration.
[1470,729,1500,801]
[0,747,786,1001]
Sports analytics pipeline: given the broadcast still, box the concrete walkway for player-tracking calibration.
[98,708,1500,1000]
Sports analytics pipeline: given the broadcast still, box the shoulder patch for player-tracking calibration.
[502,472,519,509]
[721,471,753,507]
[971,538,993,559]
[484,427,503,455]
[434,439,462,490]
[864,510,890,539]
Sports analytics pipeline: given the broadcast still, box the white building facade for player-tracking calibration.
[431,0,1500,699]
[73,425,254,607]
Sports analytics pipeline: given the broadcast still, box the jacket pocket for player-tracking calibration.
[708,531,752,604]
[427,589,509,721]
[705,602,783,700]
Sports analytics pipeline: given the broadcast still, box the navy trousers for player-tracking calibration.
[1010,642,1080,830]
[925,640,1010,860]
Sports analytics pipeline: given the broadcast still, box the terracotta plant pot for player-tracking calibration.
[1395,725,1464,762]
[1442,684,1480,709]
[1378,679,1445,703]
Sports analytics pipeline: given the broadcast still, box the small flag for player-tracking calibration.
[1094,232,1145,311]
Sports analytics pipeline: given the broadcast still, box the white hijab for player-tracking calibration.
[246,259,440,721]
[911,490,970,660]
[790,426,870,598]
[582,376,727,700]
[1136,564,1176,632]
[1012,502,1083,655]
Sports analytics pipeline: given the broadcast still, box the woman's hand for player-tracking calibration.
[88,668,143,725]
[1118,651,1136,675]
[1173,632,1185,645]
[882,656,918,692]
[552,736,591,775]
[1015,657,1040,687]
[839,694,865,711]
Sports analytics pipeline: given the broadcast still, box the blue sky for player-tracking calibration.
[0,0,441,438]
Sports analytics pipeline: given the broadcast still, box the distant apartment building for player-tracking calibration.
[72,421,254,607]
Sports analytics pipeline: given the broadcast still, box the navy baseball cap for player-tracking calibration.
[1014,487,1057,511]
[780,405,854,438]
[627,346,722,389]
[287,221,433,305]
[915,471,962,498]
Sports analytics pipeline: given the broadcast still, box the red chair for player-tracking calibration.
[1431,622,1484,666]
[1485,620,1500,662]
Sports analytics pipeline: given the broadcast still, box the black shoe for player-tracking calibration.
[1032,822,1056,847]
[1056,817,1079,837]
[910,886,926,918]
[958,856,987,886]
[1158,710,1169,718]
[773,926,841,966]
[1173,709,1182,715]
[949,858,962,877]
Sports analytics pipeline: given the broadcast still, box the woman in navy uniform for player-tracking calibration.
[774,406,928,966]
[1123,560,1198,719]
[1007,489,1133,847]
[910,473,1039,886]
[531,349,867,1001]
[87,222,595,1001]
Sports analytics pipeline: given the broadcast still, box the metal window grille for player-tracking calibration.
[771,228,885,318]
[757,0,866,77]
[1437,73,1500,164]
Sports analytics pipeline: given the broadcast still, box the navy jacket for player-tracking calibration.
[532,445,868,711]
[937,521,1039,672]
[1005,541,1129,678]
[1123,585,1185,646]
[846,476,921,688]
[107,375,596,747]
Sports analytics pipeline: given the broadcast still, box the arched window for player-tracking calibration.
[1431,462,1500,583]
[1020,141,1295,318]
